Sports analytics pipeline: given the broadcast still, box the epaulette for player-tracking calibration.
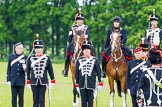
[72,24,88,29]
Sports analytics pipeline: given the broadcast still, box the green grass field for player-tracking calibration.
[0,62,132,107]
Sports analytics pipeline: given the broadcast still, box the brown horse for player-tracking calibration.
[106,32,127,107]
[70,29,85,107]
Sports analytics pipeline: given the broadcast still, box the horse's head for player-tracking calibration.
[73,29,85,50]
[110,32,121,53]
[73,29,85,60]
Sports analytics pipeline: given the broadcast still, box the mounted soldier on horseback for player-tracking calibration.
[102,16,133,77]
[62,10,90,77]
[144,9,162,49]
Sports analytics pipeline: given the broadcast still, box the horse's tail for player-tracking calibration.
[116,80,121,97]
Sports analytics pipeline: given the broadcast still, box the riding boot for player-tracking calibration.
[62,56,70,77]
[121,45,133,61]
[101,58,106,78]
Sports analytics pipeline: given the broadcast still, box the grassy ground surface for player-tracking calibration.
[0,62,132,107]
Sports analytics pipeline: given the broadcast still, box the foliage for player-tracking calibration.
[0,0,162,59]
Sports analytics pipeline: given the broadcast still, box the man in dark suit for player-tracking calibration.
[75,41,103,107]
[7,42,27,107]
[126,47,149,107]
[26,36,55,107]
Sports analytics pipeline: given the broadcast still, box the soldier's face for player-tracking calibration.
[150,20,158,27]
[77,19,83,26]
[35,48,43,54]
[134,51,142,60]
[113,22,120,28]
[15,45,23,55]
[83,48,91,57]
[142,51,148,57]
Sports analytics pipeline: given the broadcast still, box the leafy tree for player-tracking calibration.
[0,0,162,60]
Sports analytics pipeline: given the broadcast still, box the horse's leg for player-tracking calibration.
[108,77,115,107]
[70,63,77,107]
[120,77,127,107]
[73,85,80,107]
[72,85,78,106]
[71,67,80,107]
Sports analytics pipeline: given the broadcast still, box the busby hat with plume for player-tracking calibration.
[149,9,159,21]
[33,34,43,48]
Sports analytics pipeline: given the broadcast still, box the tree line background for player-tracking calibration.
[0,0,162,61]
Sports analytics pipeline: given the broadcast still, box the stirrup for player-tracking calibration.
[101,71,106,78]
[62,70,68,77]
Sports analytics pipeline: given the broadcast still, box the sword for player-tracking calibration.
[94,82,98,107]
[47,84,51,107]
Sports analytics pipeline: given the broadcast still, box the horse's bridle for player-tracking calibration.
[111,49,123,62]
[110,32,125,72]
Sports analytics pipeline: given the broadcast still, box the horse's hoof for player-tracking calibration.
[62,70,68,77]
[72,102,77,107]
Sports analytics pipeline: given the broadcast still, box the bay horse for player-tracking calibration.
[106,32,127,107]
[70,29,85,107]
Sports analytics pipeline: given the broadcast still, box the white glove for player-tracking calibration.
[97,86,102,90]
[76,87,80,94]
[75,84,80,94]
[127,89,131,95]
[22,64,26,71]
[97,82,103,90]
[48,82,54,89]
[48,79,55,89]
[27,84,31,90]
[7,81,11,86]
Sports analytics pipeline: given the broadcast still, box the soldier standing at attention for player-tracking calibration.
[75,41,103,107]
[7,42,27,107]
[26,35,55,107]
[126,47,149,107]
